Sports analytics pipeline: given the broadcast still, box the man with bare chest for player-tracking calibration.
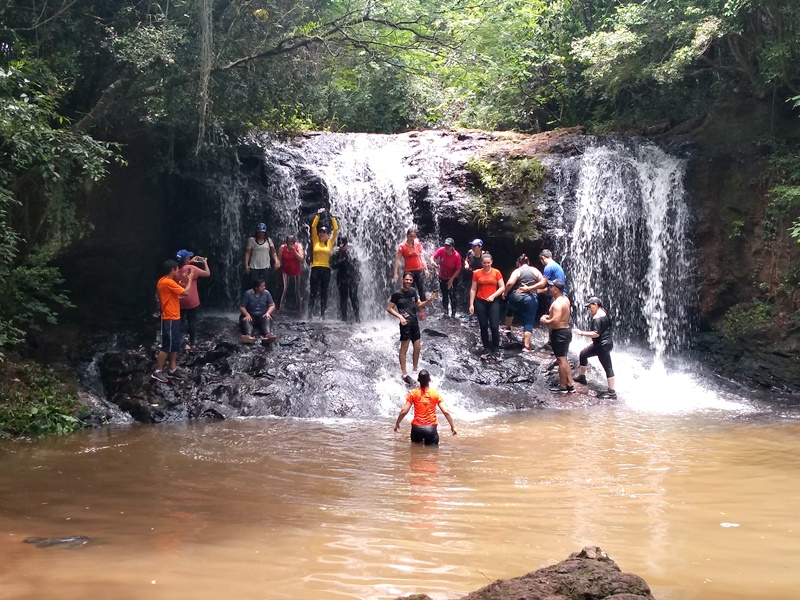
[540,279,575,393]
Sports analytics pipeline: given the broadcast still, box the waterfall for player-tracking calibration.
[546,140,696,364]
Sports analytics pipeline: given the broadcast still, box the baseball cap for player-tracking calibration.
[444,237,455,246]
[256,223,267,233]
[469,238,483,247]
[547,279,565,291]
[319,226,330,233]
[176,249,194,261]
[585,296,603,307]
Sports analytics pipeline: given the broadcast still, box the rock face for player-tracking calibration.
[396,547,655,600]
[90,315,614,424]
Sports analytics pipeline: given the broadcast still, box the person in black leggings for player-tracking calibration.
[468,252,505,361]
[574,296,616,399]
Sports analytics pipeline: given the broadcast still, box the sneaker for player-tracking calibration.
[598,389,617,399]
[151,370,169,384]
[402,374,415,386]
[574,374,587,385]
[167,368,187,380]
[549,384,575,394]
[566,385,576,393]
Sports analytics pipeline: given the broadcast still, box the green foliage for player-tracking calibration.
[465,156,545,226]
[763,150,800,240]
[721,301,774,340]
[0,362,83,437]
[728,219,745,239]
[0,59,116,357]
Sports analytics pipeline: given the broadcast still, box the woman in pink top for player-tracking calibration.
[430,237,462,318]
[176,249,211,350]
[277,235,304,317]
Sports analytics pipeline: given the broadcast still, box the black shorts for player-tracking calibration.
[411,424,439,446]
[399,321,421,342]
[550,328,572,357]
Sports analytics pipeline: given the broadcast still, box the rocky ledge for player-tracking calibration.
[397,546,655,600]
[83,315,616,425]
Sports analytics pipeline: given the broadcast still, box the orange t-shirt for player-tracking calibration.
[398,240,424,272]
[472,268,502,301]
[406,387,442,426]
[157,276,185,321]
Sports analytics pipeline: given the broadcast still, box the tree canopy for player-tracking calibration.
[1,0,799,352]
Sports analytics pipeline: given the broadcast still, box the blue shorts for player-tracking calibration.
[161,319,182,353]
[506,293,538,333]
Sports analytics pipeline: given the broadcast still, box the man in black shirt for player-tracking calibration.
[573,296,616,398]
[387,272,438,385]
[330,236,361,322]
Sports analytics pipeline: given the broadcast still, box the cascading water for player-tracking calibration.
[546,141,696,365]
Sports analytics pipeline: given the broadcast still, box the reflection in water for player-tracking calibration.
[1,409,800,600]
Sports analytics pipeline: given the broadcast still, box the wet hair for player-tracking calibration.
[252,279,266,291]
[406,227,417,236]
[162,259,178,275]
[539,249,553,259]
[402,271,414,280]
[517,254,529,266]
[285,234,296,245]
[481,252,493,261]
[417,369,431,388]
[338,235,348,247]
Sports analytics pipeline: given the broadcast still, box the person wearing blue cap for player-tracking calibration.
[176,249,211,350]
[462,239,485,321]
[244,223,279,288]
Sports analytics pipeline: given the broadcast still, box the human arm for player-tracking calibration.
[417,290,439,309]
[265,299,275,319]
[394,401,412,431]
[311,214,320,245]
[503,269,520,297]
[294,243,304,262]
[330,217,339,249]
[244,242,252,274]
[392,248,402,281]
[438,401,457,435]
[469,280,477,315]
[540,300,565,325]
[387,300,407,326]
[193,259,211,277]
[487,273,505,302]
[239,294,252,321]
[179,269,194,297]
[420,243,429,277]
[269,238,280,269]
[447,260,461,289]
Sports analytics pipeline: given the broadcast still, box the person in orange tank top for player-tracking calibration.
[394,370,457,446]
[393,227,429,310]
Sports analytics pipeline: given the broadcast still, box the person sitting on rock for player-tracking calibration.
[238,279,277,344]
[394,370,457,445]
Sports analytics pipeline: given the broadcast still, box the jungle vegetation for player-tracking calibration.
[0,0,799,363]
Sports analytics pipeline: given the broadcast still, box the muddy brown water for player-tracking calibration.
[1,407,799,600]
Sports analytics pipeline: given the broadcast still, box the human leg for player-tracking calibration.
[338,283,349,321]
[438,279,448,315]
[487,299,501,351]
[278,273,289,313]
[411,269,426,301]
[350,285,360,322]
[319,268,331,318]
[474,299,491,351]
[309,267,321,315]
[399,339,411,375]
[184,307,198,346]
[411,339,421,373]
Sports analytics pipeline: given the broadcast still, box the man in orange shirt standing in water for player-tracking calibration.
[152,259,194,383]
[394,370,457,445]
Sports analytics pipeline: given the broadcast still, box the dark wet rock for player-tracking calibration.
[83,314,610,424]
[25,536,91,548]
[396,546,654,600]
